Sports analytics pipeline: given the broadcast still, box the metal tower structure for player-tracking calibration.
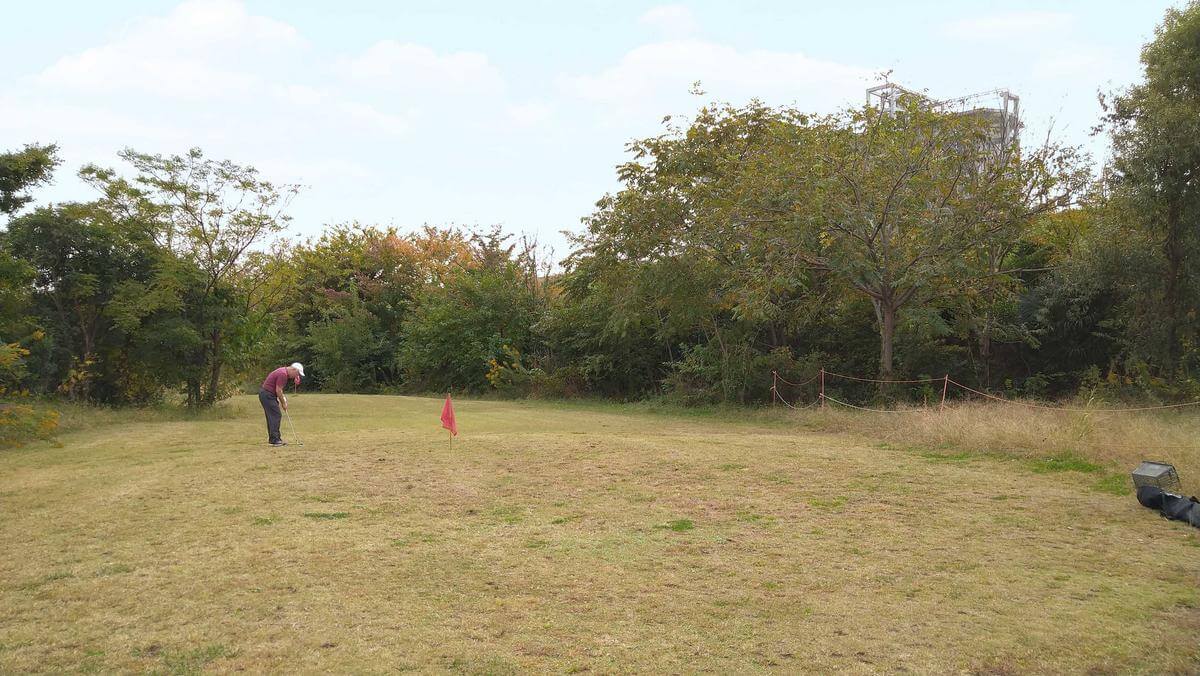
[866,83,1021,146]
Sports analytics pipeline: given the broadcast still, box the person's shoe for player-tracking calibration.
[270,440,288,447]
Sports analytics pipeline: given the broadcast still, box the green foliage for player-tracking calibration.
[0,401,58,448]
[0,144,59,215]
[562,95,1082,401]
[306,298,387,392]
[81,148,300,406]
[1098,1,1200,376]
[485,345,541,398]
[272,224,453,392]
[1,202,167,402]
[398,256,544,394]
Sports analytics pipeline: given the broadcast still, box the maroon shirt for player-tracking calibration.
[262,367,289,394]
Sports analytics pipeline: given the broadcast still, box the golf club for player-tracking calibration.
[284,407,305,447]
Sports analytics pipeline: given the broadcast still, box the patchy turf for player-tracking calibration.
[0,394,1197,673]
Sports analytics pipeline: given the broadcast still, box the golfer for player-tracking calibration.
[259,362,304,446]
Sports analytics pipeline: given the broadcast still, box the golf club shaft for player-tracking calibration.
[284,408,304,446]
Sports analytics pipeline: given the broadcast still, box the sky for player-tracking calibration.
[0,0,1181,260]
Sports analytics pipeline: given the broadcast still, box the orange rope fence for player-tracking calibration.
[769,368,1200,414]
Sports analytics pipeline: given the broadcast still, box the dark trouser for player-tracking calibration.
[259,388,282,443]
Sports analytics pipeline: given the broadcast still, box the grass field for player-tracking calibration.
[1,394,1198,673]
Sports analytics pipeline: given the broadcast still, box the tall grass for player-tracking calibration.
[789,401,1200,494]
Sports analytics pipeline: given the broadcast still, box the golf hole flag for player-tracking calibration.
[440,395,458,437]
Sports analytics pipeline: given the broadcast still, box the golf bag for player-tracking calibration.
[1136,485,1200,529]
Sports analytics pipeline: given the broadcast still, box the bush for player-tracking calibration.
[306,307,389,392]
[0,401,59,448]
[485,345,540,398]
[397,265,542,393]
[530,366,587,399]
[1078,361,1200,404]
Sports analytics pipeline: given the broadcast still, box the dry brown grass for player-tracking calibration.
[789,400,1200,495]
[1,394,1198,673]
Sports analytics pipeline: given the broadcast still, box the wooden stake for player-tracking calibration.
[819,368,826,409]
[940,374,949,411]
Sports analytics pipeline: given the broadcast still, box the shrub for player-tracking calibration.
[0,401,59,448]
[485,345,540,398]
[530,366,587,399]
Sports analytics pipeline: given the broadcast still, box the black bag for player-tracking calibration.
[1136,485,1166,509]
[1137,485,1200,529]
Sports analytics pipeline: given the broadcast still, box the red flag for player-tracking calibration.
[440,395,458,437]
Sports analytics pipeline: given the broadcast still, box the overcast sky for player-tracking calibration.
[1,0,1179,259]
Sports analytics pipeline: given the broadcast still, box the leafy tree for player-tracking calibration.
[82,148,299,405]
[397,234,545,393]
[0,143,59,393]
[800,99,1083,380]
[274,224,473,391]
[569,99,1083,399]
[1100,1,1200,375]
[2,202,164,401]
[0,144,59,216]
[569,103,826,401]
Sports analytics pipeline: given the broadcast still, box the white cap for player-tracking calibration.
[290,362,305,377]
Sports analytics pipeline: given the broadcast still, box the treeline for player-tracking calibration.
[1,2,1198,411]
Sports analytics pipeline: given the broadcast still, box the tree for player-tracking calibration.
[577,99,1083,390]
[0,144,59,216]
[1100,1,1200,375]
[800,99,1082,380]
[397,233,545,393]
[82,148,299,405]
[2,202,165,401]
[569,103,828,402]
[272,224,476,392]
[0,143,61,396]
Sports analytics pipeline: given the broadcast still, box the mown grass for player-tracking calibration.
[1,394,1197,672]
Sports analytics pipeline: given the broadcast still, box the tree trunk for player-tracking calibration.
[711,321,731,403]
[979,330,992,389]
[204,331,223,405]
[187,378,201,408]
[876,299,897,381]
[205,358,222,405]
[76,302,95,361]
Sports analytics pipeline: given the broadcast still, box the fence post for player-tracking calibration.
[771,371,777,408]
[819,368,826,409]
[940,374,949,411]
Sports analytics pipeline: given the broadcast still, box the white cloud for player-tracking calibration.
[506,102,553,126]
[35,0,302,100]
[560,40,873,120]
[274,84,327,106]
[941,11,1075,41]
[639,5,700,38]
[256,156,375,186]
[1032,46,1111,80]
[0,94,185,143]
[337,101,412,136]
[342,41,505,95]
